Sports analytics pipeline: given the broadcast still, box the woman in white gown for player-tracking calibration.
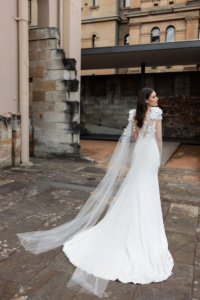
[17,87,174,298]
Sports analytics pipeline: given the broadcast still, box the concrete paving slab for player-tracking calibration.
[161,201,170,220]
[165,212,198,236]
[12,269,74,300]
[46,251,75,275]
[166,145,200,170]
[0,278,19,300]
[0,246,60,286]
[169,203,199,217]
[167,231,196,252]
[193,257,200,299]
[133,262,193,300]
[161,142,180,166]
[197,243,200,258]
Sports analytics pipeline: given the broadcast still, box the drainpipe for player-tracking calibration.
[59,0,63,48]
[18,0,29,163]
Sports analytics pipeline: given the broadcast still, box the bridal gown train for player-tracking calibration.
[63,107,174,288]
[17,106,174,298]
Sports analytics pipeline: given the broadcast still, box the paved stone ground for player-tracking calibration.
[0,152,200,300]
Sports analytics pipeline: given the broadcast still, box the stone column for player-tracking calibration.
[29,28,80,158]
[185,16,199,40]
[184,16,199,71]
[159,30,166,42]
[12,114,21,167]
[18,0,29,164]
[63,0,81,145]
[130,0,141,11]
[37,0,58,28]
[0,114,21,169]
[128,22,141,45]
[176,28,185,41]
[0,115,12,169]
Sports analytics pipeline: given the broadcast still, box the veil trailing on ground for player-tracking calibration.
[17,106,163,298]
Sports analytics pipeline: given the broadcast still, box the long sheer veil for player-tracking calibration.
[17,106,163,298]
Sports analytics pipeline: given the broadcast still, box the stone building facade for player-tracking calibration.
[0,0,81,169]
[81,72,200,138]
[81,0,200,75]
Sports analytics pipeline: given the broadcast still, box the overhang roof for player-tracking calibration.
[81,40,200,70]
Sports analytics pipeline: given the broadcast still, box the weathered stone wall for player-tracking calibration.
[0,114,21,169]
[29,28,80,158]
[81,72,200,138]
[12,114,21,167]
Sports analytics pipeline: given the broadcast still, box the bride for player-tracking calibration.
[17,87,174,298]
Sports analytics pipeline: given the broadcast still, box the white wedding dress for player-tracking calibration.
[17,106,174,298]
[62,107,174,294]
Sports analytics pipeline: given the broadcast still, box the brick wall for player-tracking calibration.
[81,72,200,138]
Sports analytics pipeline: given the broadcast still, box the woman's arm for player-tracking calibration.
[133,119,139,142]
[156,119,162,157]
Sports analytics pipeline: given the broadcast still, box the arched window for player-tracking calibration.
[93,0,97,6]
[151,27,160,43]
[92,34,96,48]
[124,0,130,7]
[166,26,175,42]
[124,34,129,45]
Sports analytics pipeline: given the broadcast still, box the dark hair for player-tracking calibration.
[135,87,154,128]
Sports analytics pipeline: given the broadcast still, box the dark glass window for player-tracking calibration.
[92,35,96,48]
[124,34,129,45]
[151,27,160,43]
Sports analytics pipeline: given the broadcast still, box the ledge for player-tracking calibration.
[89,5,99,11]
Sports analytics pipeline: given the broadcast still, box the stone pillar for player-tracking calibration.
[0,114,21,169]
[12,114,21,167]
[184,16,199,71]
[185,16,199,40]
[128,22,141,45]
[159,30,166,42]
[63,0,81,141]
[130,0,140,11]
[29,28,80,158]
[176,28,185,42]
[0,115,12,169]
[18,0,29,164]
[37,0,58,28]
